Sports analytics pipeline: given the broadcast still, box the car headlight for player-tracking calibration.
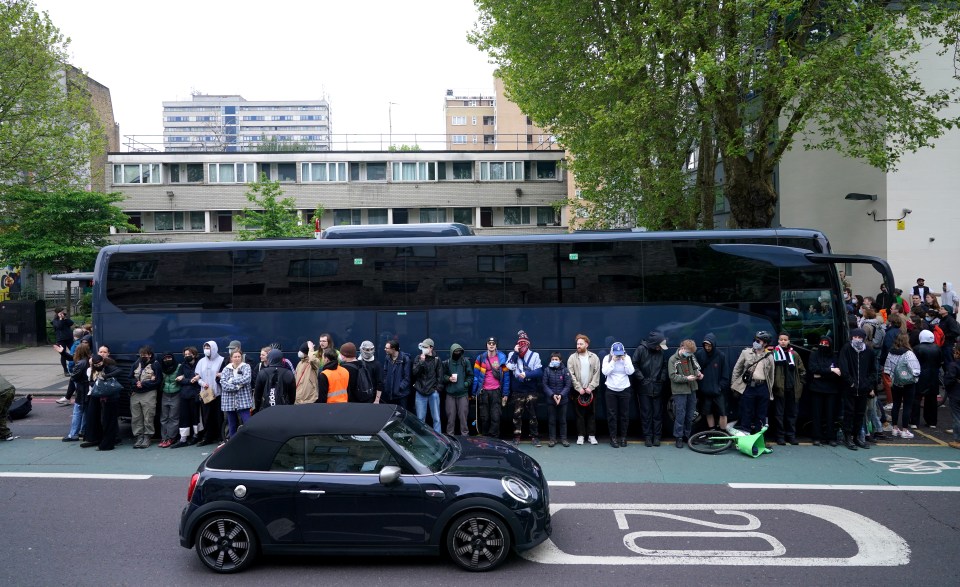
[501,476,534,504]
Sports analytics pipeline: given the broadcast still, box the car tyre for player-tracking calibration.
[446,511,512,572]
[194,514,257,573]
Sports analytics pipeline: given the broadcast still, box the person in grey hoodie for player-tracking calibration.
[442,343,474,435]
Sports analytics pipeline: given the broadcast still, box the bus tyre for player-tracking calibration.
[687,430,734,454]
[446,511,511,571]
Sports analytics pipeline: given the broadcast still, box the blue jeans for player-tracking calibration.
[225,409,251,439]
[738,384,769,433]
[415,391,441,433]
[68,400,85,438]
[673,393,697,440]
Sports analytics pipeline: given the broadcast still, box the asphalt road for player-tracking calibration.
[1,398,959,586]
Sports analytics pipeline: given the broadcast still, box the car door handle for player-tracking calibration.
[425,490,445,499]
[300,489,326,497]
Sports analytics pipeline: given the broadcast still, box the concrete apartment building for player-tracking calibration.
[162,94,332,153]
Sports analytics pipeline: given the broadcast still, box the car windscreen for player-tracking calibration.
[382,412,450,473]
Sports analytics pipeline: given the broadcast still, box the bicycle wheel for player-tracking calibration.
[688,430,734,454]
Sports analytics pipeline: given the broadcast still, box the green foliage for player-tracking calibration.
[0,0,106,191]
[0,187,134,272]
[235,174,324,240]
[472,0,960,228]
[388,144,421,151]
[253,135,311,152]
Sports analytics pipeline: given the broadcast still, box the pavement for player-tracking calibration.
[0,344,70,398]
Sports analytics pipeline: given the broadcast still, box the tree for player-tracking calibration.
[235,174,324,240]
[0,187,134,306]
[0,0,105,191]
[388,144,421,152]
[472,1,960,228]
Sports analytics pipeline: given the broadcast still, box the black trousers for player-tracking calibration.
[810,392,837,442]
[842,392,870,435]
[200,396,223,442]
[772,386,798,441]
[477,388,503,437]
[547,401,568,441]
[637,394,662,440]
[606,390,631,439]
[574,396,596,436]
[84,397,118,450]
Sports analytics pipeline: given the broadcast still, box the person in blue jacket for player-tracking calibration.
[472,336,511,439]
[506,330,543,447]
[542,351,571,447]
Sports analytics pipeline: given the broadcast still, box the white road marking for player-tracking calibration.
[0,472,152,480]
[548,481,576,487]
[521,503,910,566]
[730,483,960,491]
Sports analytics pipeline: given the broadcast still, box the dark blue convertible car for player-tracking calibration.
[179,403,551,573]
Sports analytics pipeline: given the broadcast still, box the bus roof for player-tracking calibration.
[321,223,475,239]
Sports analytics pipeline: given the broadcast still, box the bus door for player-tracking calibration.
[376,311,428,355]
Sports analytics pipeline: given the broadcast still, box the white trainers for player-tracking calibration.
[891,427,901,437]
[909,424,918,430]
[576,436,584,445]
[56,397,69,405]
[883,403,893,411]
[900,429,915,439]
[882,423,893,433]
[588,435,599,445]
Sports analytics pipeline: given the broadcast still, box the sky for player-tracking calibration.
[33,0,498,150]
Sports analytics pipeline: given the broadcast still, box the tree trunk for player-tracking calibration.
[697,126,718,229]
[724,156,777,228]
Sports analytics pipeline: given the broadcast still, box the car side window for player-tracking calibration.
[271,437,305,471]
[303,435,399,474]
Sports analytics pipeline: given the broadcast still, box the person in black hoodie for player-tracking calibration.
[51,307,75,376]
[912,329,943,428]
[171,346,202,448]
[695,333,730,432]
[632,331,668,447]
[254,349,296,410]
[807,335,842,446]
[838,328,877,450]
[83,355,122,451]
[945,344,960,449]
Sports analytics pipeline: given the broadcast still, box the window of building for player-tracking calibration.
[190,211,206,230]
[155,211,183,231]
[420,208,447,223]
[472,116,477,125]
[536,160,557,179]
[452,161,472,180]
[451,116,466,125]
[186,164,204,182]
[209,163,255,183]
[257,163,272,181]
[277,163,297,182]
[366,162,387,181]
[536,206,556,225]
[504,207,531,225]
[392,162,436,182]
[466,100,478,106]
[472,135,478,144]
[126,213,142,231]
[368,208,388,224]
[483,135,496,145]
[170,165,180,183]
[393,208,409,224]
[452,135,467,144]
[350,162,360,181]
[113,163,161,184]
[479,161,523,181]
[526,116,533,125]
[333,209,361,226]
[302,162,347,182]
[453,207,473,225]
[483,116,495,125]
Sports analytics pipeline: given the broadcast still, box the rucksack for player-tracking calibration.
[9,394,32,419]
[892,354,918,386]
[355,363,376,403]
[868,321,886,348]
[264,368,289,408]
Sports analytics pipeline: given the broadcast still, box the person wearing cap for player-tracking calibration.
[667,340,703,448]
[884,332,922,439]
[506,330,544,447]
[157,352,181,447]
[567,334,600,445]
[473,336,511,438]
[382,339,413,410]
[442,343,474,435]
[359,340,383,403]
[771,333,806,446]
[838,328,877,449]
[602,341,635,448]
[695,333,730,433]
[632,331,669,447]
[293,341,321,404]
[913,328,942,429]
[913,278,930,300]
[807,335,842,446]
[731,331,775,435]
[412,338,444,433]
[317,347,352,404]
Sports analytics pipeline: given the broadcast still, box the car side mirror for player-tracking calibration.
[379,465,401,485]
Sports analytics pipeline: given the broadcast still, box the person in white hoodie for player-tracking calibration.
[942,282,959,318]
[601,342,635,448]
[195,340,225,446]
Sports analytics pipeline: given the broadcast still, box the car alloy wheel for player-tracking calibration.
[447,512,511,571]
[195,515,257,573]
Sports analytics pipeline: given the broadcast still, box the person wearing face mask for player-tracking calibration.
[807,336,842,446]
[412,338,444,433]
[193,341,225,446]
[442,343,474,435]
[542,351,572,447]
[129,346,161,449]
[603,342,636,448]
[667,340,702,448]
[472,337,510,439]
[731,331,775,435]
[695,333,730,433]
[632,331,669,447]
[358,340,383,404]
[157,353,181,448]
[506,330,543,447]
[82,354,122,451]
[771,333,806,446]
[220,349,254,439]
[294,341,320,404]
[171,346,202,448]
[838,328,878,450]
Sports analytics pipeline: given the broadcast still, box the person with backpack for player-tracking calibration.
[254,349,296,411]
[542,351,572,447]
[442,343,474,435]
[884,332,921,439]
[317,347,352,403]
[357,341,382,404]
[157,353,181,448]
[338,343,364,402]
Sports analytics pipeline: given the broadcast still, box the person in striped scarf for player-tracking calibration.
[772,333,806,445]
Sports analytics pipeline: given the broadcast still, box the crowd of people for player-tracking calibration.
[35,276,960,452]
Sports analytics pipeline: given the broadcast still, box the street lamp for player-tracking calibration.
[388,101,398,148]
[844,192,877,201]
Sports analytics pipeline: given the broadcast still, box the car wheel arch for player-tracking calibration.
[433,497,519,549]
[185,502,269,550]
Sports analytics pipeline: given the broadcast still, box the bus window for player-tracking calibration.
[781,289,836,348]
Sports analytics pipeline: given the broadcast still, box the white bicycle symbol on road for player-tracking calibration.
[871,456,960,475]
